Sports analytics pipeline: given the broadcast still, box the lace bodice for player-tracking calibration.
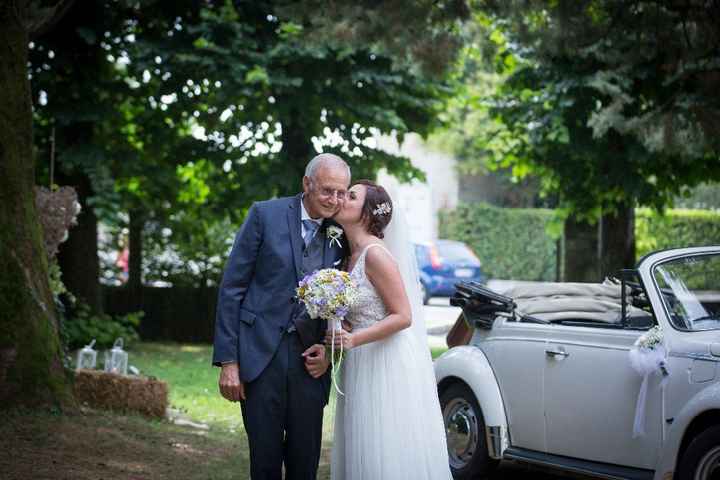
[345,244,390,329]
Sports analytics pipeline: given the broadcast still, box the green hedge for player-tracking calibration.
[636,208,720,258]
[440,204,720,281]
[439,203,559,281]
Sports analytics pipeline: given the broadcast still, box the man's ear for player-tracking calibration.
[302,176,311,194]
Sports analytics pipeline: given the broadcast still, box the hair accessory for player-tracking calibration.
[372,202,392,216]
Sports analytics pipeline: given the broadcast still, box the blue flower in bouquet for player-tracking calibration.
[296,268,359,396]
[296,268,359,323]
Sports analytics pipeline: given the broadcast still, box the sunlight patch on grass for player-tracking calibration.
[180,345,206,353]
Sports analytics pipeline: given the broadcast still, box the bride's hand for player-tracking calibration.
[324,328,355,350]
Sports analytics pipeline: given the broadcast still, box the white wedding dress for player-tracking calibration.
[330,243,453,480]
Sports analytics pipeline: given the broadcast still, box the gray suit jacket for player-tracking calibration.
[212,194,346,383]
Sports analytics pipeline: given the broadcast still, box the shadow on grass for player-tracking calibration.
[0,406,248,480]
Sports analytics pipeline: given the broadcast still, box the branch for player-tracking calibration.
[26,0,75,38]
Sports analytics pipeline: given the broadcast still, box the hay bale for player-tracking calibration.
[73,369,168,418]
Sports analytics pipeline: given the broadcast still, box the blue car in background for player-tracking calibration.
[414,240,486,304]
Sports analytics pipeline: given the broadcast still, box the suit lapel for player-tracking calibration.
[287,194,304,280]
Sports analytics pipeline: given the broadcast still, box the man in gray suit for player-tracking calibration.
[213,153,350,480]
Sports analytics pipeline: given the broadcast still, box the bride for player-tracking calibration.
[325,179,452,480]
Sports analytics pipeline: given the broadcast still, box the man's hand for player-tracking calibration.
[219,362,245,402]
[302,344,329,378]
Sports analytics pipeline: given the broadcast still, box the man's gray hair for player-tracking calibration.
[304,153,351,180]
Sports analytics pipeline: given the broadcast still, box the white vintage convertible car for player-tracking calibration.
[435,246,720,480]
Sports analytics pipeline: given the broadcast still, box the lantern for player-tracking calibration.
[104,337,128,375]
[76,339,97,370]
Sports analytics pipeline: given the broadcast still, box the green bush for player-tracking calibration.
[63,303,142,351]
[636,208,720,258]
[440,204,720,282]
[439,202,559,281]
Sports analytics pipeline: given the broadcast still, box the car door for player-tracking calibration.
[543,324,662,469]
[482,318,549,452]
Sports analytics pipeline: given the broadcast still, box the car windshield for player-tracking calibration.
[653,253,720,331]
[437,242,479,264]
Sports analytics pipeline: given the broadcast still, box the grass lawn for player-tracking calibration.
[130,342,448,479]
[0,342,448,480]
[130,342,448,432]
[0,406,247,480]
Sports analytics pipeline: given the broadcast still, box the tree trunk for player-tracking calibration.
[279,101,314,195]
[562,216,600,282]
[0,4,73,408]
[127,209,144,311]
[599,204,636,279]
[56,171,102,313]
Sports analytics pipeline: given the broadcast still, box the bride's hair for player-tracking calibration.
[353,179,393,239]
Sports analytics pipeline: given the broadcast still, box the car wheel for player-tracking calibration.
[677,425,720,480]
[440,383,498,479]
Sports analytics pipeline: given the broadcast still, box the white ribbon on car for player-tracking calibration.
[628,344,669,438]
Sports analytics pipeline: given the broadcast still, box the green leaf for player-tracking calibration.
[244,66,270,85]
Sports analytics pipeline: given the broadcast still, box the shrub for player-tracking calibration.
[63,303,142,351]
[439,202,559,281]
[441,204,720,282]
[636,208,720,258]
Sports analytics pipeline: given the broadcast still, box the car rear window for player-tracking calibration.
[437,242,477,263]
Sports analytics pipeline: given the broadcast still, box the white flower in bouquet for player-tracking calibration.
[296,268,358,325]
[634,325,664,350]
[630,325,668,377]
[296,268,359,395]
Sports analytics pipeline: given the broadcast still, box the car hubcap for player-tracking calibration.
[444,398,479,470]
[696,446,720,480]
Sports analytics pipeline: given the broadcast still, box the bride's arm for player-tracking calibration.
[332,247,412,349]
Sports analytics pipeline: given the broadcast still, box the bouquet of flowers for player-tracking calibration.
[634,325,664,350]
[628,325,669,437]
[296,268,359,395]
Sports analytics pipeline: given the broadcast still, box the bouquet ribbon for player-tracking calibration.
[330,318,344,396]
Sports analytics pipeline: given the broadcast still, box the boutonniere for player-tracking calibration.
[327,225,344,248]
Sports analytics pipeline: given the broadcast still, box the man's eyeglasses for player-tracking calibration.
[312,183,347,200]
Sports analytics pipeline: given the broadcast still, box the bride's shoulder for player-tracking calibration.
[364,242,397,271]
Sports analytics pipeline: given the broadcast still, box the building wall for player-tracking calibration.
[375,133,458,242]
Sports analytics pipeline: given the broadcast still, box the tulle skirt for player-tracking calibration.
[330,328,453,480]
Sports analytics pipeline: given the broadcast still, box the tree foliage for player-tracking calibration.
[472,0,720,216]
[31,0,468,290]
